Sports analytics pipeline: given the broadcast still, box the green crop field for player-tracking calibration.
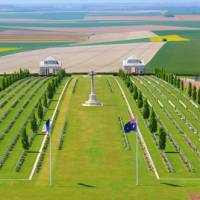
[0,11,88,20]
[0,42,75,57]
[2,20,200,28]
[146,30,200,75]
[0,74,199,199]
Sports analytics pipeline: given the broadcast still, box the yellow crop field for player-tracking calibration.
[150,35,189,42]
[0,47,20,52]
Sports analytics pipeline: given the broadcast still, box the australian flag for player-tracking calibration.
[124,117,137,133]
[42,119,51,134]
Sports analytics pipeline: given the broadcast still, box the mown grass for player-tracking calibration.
[131,76,200,178]
[20,77,68,178]
[35,76,155,189]
[141,76,200,150]
[0,77,51,178]
[0,76,199,199]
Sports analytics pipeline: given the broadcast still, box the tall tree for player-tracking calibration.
[125,76,131,88]
[119,68,125,79]
[133,86,138,100]
[174,75,177,86]
[31,113,37,133]
[129,83,134,93]
[137,91,143,108]
[143,99,150,119]
[21,128,29,150]
[192,86,197,101]
[37,102,43,120]
[2,78,6,90]
[177,78,181,88]
[47,83,53,99]
[43,94,48,108]
[188,82,192,97]
[149,109,157,133]
[181,80,184,91]
[198,88,200,105]
[52,79,56,92]
[159,127,167,150]
[170,74,174,85]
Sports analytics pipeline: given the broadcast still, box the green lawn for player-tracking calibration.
[131,76,200,177]
[0,75,199,199]
[35,76,153,187]
[0,77,53,178]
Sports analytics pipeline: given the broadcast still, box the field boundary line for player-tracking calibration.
[114,77,160,180]
[28,77,72,181]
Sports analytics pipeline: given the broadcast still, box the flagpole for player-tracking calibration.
[136,130,139,186]
[49,126,52,187]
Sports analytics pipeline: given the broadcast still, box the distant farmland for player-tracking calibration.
[0,10,200,74]
[0,42,164,73]
[146,30,200,74]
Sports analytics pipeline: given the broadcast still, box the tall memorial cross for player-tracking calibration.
[82,71,102,107]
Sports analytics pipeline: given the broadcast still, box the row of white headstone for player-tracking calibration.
[135,77,194,172]
[132,77,174,173]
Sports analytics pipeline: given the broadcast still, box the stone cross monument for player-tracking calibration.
[82,71,102,107]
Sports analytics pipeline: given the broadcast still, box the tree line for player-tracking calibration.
[0,69,30,91]
[155,68,200,105]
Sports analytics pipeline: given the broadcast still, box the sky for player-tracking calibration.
[0,0,200,4]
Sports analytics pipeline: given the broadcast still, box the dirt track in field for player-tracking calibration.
[80,31,157,44]
[0,30,86,43]
[0,42,164,73]
[0,30,155,43]
[0,35,85,43]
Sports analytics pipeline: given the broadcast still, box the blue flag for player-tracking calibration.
[124,120,137,133]
[42,119,51,134]
[46,119,50,134]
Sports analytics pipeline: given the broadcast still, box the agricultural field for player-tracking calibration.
[0,42,164,73]
[149,34,189,42]
[146,30,200,74]
[0,47,20,52]
[0,7,200,75]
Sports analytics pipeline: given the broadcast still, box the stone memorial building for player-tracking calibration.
[40,56,62,75]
